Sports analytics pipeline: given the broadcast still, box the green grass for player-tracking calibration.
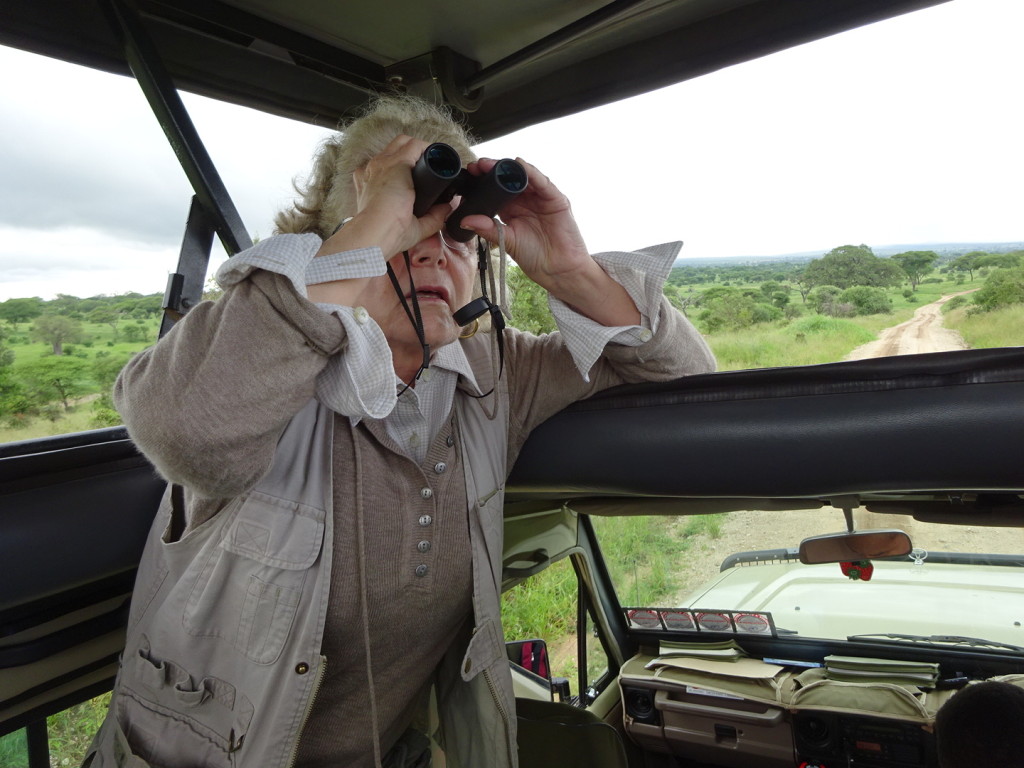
[0,405,102,443]
[945,303,1024,349]
[0,694,110,768]
[7,320,157,369]
[0,728,28,768]
[708,315,877,370]
[2,319,157,438]
[703,278,975,371]
[47,695,110,766]
[501,558,580,643]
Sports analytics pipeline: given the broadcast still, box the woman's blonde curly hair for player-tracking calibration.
[274,95,477,238]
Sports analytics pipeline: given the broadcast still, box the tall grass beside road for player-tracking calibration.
[709,315,879,371]
[945,303,1024,349]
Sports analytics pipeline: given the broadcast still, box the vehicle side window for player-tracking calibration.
[0,47,332,448]
[501,556,612,704]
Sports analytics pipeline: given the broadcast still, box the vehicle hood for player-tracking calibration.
[681,559,1024,647]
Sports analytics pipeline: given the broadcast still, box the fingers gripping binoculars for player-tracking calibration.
[412,143,528,242]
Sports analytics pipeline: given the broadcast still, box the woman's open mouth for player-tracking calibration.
[408,285,450,305]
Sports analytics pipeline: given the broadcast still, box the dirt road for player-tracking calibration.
[845,292,971,360]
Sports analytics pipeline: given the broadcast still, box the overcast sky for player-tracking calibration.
[1,0,1021,301]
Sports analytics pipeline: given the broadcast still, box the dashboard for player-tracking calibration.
[618,653,957,768]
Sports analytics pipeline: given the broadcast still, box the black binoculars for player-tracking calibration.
[412,143,528,242]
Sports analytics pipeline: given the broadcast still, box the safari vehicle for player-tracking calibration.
[2,0,1022,767]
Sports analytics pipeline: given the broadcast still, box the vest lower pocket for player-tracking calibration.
[109,642,253,768]
[183,492,324,664]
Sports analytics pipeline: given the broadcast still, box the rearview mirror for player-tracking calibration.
[798,529,912,564]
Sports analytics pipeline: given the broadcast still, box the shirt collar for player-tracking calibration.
[346,337,485,429]
[431,338,483,394]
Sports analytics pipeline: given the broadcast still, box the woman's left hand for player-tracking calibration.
[457,158,591,290]
[458,158,641,327]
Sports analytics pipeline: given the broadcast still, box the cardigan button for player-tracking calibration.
[418,514,433,527]
[420,487,433,500]
[415,564,429,577]
[434,462,447,474]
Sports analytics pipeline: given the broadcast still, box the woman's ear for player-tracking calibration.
[351,166,367,207]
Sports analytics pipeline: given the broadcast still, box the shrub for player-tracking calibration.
[972,267,1024,312]
[751,303,783,324]
[696,291,780,333]
[90,393,122,428]
[839,285,892,315]
[942,295,969,314]
[807,285,842,314]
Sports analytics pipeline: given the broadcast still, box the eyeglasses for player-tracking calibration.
[439,230,478,258]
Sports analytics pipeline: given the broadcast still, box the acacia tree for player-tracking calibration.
[88,307,122,341]
[30,314,85,355]
[949,252,986,282]
[20,356,90,411]
[891,250,939,291]
[804,245,904,290]
[0,297,45,326]
[792,270,814,303]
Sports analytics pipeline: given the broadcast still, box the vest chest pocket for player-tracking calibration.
[183,491,325,664]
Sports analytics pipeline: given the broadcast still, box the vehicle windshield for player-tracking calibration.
[593,510,1024,648]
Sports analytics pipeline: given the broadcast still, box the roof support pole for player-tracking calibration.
[160,196,216,336]
[101,0,253,257]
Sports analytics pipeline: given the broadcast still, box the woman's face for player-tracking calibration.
[360,232,478,358]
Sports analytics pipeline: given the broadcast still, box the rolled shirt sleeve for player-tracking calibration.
[548,241,682,380]
[216,234,399,419]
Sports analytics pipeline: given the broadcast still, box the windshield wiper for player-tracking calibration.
[848,633,1024,653]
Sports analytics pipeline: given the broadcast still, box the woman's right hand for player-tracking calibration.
[316,135,451,260]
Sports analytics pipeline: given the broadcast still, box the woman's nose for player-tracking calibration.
[409,233,448,265]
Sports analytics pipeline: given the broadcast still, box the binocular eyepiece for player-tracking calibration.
[412,143,528,242]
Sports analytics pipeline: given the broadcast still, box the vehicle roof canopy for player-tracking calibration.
[3,0,946,138]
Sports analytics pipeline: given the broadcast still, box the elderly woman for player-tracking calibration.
[87,96,714,768]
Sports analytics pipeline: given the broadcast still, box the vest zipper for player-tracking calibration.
[285,656,326,768]
[482,667,507,720]
[483,666,517,765]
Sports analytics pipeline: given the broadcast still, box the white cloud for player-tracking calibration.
[0,226,180,300]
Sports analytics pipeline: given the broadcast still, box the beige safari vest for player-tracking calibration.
[85,334,516,768]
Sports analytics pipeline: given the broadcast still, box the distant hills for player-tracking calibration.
[674,242,1024,267]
